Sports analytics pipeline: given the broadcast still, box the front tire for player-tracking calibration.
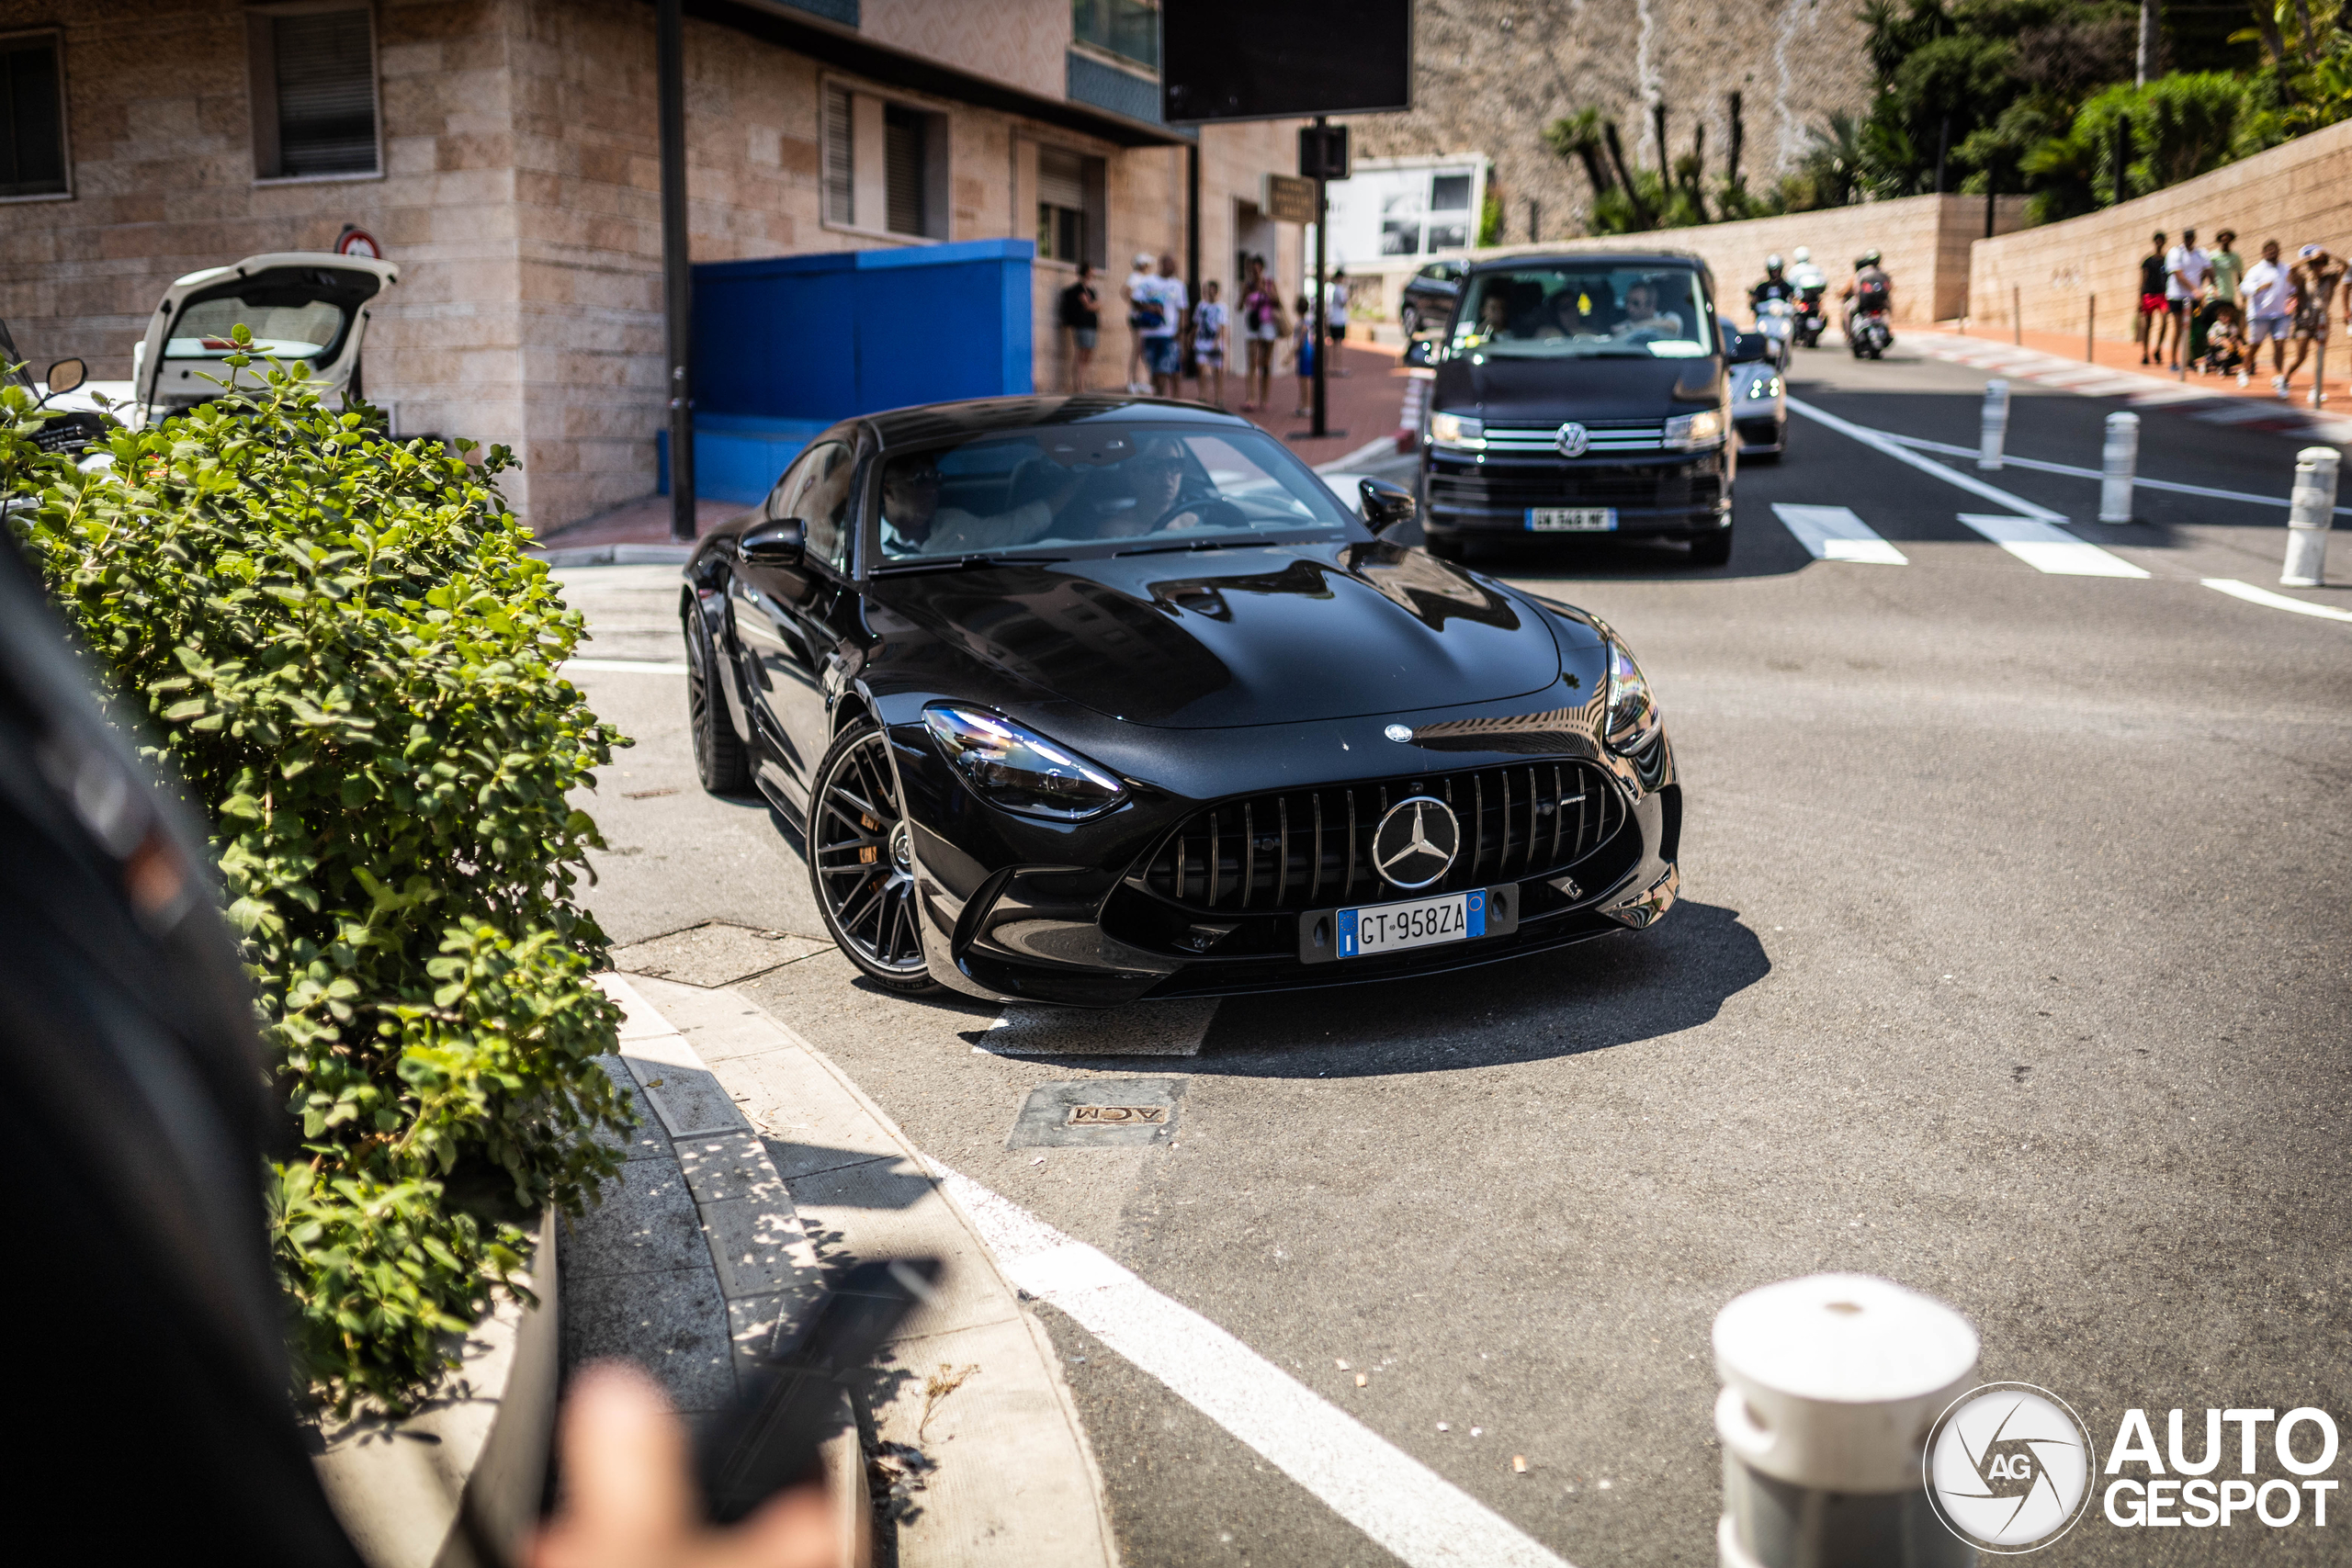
[1399,303,1420,337]
[684,603,750,795]
[808,722,937,994]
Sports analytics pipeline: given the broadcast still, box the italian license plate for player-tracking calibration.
[1337,889,1486,958]
[1526,507,1617,532]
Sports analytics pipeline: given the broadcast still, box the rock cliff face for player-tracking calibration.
[1340,0,1871,241]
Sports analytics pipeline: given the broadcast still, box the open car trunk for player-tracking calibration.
[134,252,400,421]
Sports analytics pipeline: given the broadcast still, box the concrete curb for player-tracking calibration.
[601,972,1120,1568]
[530,543,695,568]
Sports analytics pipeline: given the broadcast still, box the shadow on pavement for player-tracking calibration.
[1190,899,1770,1078]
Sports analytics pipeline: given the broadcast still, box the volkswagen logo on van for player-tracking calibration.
[1555,422,1591,457]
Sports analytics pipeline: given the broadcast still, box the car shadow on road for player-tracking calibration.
[1188,900,1769,1078]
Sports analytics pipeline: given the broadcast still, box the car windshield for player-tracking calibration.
[166,296,349,361]
[873,423,1356,564]
[1447,265,1716,359]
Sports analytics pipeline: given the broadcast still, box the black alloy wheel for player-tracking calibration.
[684,601,749,794]
[1399,303,1420,337]
[808,723,935,992]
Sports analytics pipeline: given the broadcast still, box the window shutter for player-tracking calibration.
[1036,146,1084,212]
[883,105,925,237]
[0,37,67,197]
[824,85,854,225]
[273,11,376,175]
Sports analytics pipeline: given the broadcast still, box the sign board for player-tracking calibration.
[1299,124,1351,181]
[1265,174,1317,225]
[1163,0,1414,124]
[335,226,382,259]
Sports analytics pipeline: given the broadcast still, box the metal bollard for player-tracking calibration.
[1976,380,2009,470]
[1715,1274,1981,1568]
[2281,446,2341,587]
[2098,412,2139,523]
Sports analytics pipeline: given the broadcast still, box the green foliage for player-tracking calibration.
[1477,186,1504,247]
[2,335,633,1413]
[2018,73,2271,221]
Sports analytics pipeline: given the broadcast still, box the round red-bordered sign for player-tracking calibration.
[335,227,382,259]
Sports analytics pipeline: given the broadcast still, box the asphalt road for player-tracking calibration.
[560,340,2349,1568]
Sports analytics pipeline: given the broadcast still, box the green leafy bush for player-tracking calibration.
[4,336,632,1412]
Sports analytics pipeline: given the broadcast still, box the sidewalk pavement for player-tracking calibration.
[563,972,1118,1568]
[1915,321,2352,446]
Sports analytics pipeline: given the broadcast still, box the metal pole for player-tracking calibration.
[2086,293,2096,362]
[2282,446,2340,586]
[1312,116,1329,440]
[1714,1275,1979,1568]
[1185,140,1201,387]
[657,0,695,542]
[2099,412,2139,522]
[2011,285,2021,346]
[1977,378,2009,470]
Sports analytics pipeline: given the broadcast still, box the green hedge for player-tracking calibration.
[3,335,633,1412]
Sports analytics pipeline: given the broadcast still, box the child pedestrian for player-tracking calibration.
[1191,280,1228,408]
[1289,294,1317,417]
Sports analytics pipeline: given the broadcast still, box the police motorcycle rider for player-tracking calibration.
[1840,249,1895,357]
[1787,246,1830,347]
[1748,254,1799,365]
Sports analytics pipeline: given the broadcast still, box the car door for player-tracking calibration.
[730,439,857,811]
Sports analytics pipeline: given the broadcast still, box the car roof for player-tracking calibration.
[859,393,1258,450]
[1464,249,1708,273]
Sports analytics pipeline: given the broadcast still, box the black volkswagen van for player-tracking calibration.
[1408,251,1761,567]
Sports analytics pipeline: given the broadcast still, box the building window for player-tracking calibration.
[1035,146,1104,267]
[1378,165,1479,255]
[249,6,379,180]
[823,83,947,240]
[0,32,68,199]
[1072,0,1159,70]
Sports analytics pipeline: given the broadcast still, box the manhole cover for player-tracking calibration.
[1008,1079,1182,1148]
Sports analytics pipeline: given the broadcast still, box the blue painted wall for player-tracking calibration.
[668,238,1034,503]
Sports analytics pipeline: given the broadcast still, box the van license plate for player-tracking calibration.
[1337,889,1485,958]
[1526,508,1617,532]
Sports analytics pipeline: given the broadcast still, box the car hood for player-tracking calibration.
[867,540,1560,729]
[1435,353,1724,423]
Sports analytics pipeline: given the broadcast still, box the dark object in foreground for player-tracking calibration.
[682,393,1680,1007]
[696,1258,940,1524]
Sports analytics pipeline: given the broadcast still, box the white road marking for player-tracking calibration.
[2202,578,2352,623]
[1786,396,2068,522]
[1770,504,1909,565]
[1956,513,2151,578]
[1881,433,2352,517]
[565,658,693,674]
[932,1161,1575,1568]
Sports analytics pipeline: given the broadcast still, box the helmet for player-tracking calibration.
[1857,249,1883,268]
[1765,254,1785,274]
[1793,247,1811,264]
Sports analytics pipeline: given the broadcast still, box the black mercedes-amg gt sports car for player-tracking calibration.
[680,395,1679,1006]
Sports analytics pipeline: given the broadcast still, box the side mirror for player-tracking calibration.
[43,358,86,396]
[1401,338,1436,369]
[1729,333,1769,365]
[1359,477,1417,533]
[737,518,806,566]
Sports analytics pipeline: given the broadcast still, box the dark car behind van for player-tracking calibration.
[1411,251,1759,567]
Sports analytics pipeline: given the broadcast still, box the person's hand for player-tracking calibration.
[530,1364,839,1568]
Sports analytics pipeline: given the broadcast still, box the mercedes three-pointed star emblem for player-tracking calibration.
[1371,795,1461,890]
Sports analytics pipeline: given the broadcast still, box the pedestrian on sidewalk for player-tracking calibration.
[1122,252,1158,393]
[1058,262,1100,393]
[1326,266,1351,377]
[2137,231,2168,364]
[2244,239,2294,392]
[1239,257,1284,413]
[1191,279,1228,408]
[1142,253,1188,399]
[2163,228,2210,370]
[2282,243,2346,404]
[1288,293,1317,417]
[2196,229,2242,375]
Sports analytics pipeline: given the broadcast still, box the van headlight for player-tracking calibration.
[1429,411,1486,449]
[922,705,1126,820]
[1663,409,1725,449]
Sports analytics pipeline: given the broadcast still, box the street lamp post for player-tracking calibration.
[657,0,695,543]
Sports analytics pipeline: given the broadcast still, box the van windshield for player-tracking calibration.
[1448,266,1716,359]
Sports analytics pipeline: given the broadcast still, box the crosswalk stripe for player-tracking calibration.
[1956,513,2151,578]
[1770,504,1909,565]
[2202,579,2352,624]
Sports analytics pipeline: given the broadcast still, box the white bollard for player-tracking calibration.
[1976,380,2008,471]
[2098,412,2139,523]
[1714,1274,1980,1568]
[2281,446,2340,587]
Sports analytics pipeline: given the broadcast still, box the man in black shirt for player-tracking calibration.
[1749,254,1797,310]
[2137,231,2168,364]
[1058,261,1100,393]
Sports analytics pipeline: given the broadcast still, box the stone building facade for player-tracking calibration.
[0,0,1303,531]
[1340,0,1871,246]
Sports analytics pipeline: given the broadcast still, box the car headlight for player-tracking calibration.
[1746,375,1781,400]
[1429,411,1485,449]
[922,705,1126,820]
[1663,408,1725,449]
[1604,638,1662,754]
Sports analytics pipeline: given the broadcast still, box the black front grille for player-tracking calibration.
[1132,761,1627,916]
[1429,464,1721,511]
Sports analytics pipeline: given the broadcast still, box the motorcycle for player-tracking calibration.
[1791,285,1827,348]
[1847,301,1894,359]
[1754,298,1794,367]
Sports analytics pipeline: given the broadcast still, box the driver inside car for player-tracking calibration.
[1082,440,1211,540]
[1613,279,1684,340]
[879,452,1079,557]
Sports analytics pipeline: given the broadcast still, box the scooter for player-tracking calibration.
[1791,285,1827,348]
[1754,298,1794,367]
[1847,301,1894,360]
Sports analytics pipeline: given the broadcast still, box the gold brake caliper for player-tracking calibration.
[859,812,879,864]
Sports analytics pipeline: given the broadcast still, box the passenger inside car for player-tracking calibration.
[1614,279,1684,340]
